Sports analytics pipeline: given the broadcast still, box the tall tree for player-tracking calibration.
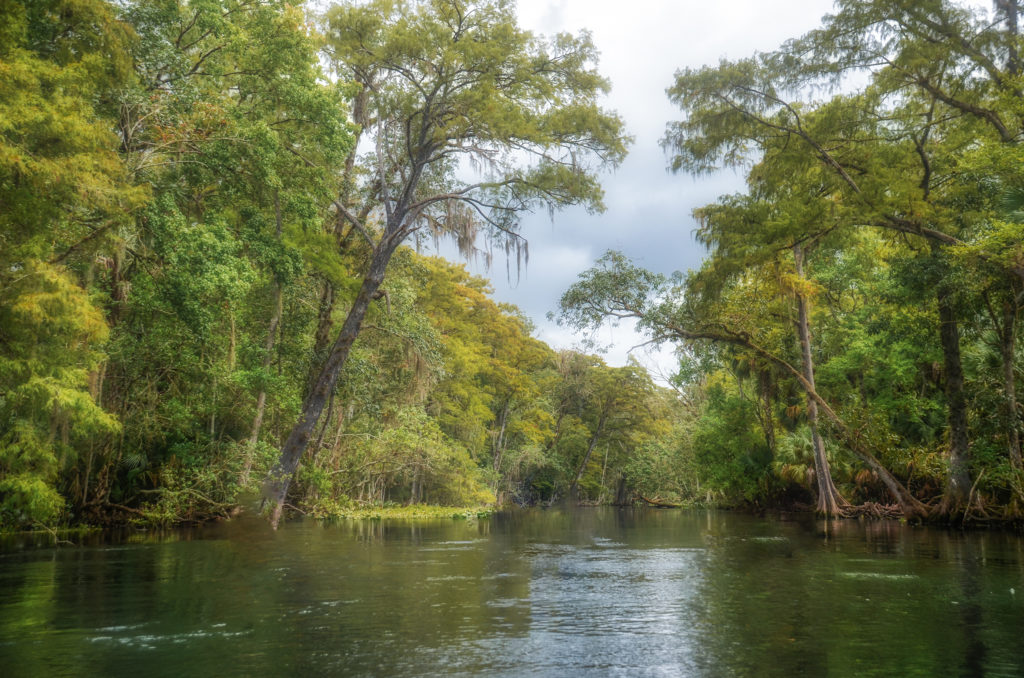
[0,0,143,525]
[263,0,628,526]
[661,1,1024,515]
[687,146,853,514]
[567,363,654,502]
[558,252,929,518]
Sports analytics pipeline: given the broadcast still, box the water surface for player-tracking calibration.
[2,509,1023,676]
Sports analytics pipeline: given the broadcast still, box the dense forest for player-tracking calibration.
[0,0,684,529]
[559,0,1024,521]
[2,0,1023,530]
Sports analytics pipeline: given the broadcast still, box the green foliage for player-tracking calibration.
[559,0,1024,519]
[0,0,135,526]
[322,0,628,250]
[0,262,121,526]
[32,0,1024,528]
[140,443,246,525]
[284,253,681,513]
[690,379,774,504]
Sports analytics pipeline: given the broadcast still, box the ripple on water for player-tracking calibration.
[5,509,1023,677]
[484,597,526,608]
[838,572,918,581]
[525,546,706,643]
[94,624,148,632]
[87,626,252,650]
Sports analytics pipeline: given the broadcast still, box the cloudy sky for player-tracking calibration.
[429,0,840,380]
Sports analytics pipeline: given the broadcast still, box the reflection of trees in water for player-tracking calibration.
[692,514,827,676]
[694,517,1024,677]
[2,511,1023,675]
[957,536,986,678]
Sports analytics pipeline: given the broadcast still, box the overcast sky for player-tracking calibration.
[426,0,841,380]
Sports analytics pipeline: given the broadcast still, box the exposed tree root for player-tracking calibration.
[844,502,904,520]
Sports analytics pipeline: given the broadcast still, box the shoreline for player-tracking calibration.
[7,499,1024,541]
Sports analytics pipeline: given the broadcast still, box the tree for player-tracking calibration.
[263,0,628,526]
[0,0,141,526]
[689,159,853,514]
[660,0,1024,516]
[567,362,655,502]
[415,257,555,502]
[558,252,929,518]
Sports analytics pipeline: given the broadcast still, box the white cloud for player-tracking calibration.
[424,0,844,379]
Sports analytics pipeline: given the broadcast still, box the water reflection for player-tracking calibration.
[1,510,1023,676]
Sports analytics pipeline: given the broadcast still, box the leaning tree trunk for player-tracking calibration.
[793,247,848,516]
[264,235,400,527]
[667,324,930,519]
[306,107,366,395]
[935,274,974,516]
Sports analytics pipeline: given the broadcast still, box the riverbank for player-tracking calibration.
[2,503,498,537]
[318,505,495,521]
[11,496,1024,537]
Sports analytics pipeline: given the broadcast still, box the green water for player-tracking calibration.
[1,509,1023,676]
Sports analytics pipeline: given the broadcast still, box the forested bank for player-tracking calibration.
[560,0,1024,523]
[5,0,1024,531]
[1,0,689,530]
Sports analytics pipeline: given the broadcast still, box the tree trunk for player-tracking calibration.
[305,112,366,394]
[665,324,929,518]
[228,310,236,371]
[241,283,282,482]
[1001,300,1022,471]
[614,475,631,506]
[935,275,974,515]
[264,236,400,527]
[758,369,776,455]
[793,246,847,516]
[492,400,510,473]
[407,471,419,506]
[569,413,606,501]
[600,443,609,498]
[308,279,336,393]
[241,196,286,486]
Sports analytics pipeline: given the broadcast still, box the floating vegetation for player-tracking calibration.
[324,505,496,521]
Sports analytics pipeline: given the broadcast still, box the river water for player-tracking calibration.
[1,509,1023,677]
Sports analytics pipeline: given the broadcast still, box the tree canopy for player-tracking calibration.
[0,0,672,530]
[561,0,1024,521]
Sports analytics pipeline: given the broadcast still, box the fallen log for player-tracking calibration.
[640,495,681,508]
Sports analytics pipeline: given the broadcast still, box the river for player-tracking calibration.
[1,509,1023,676]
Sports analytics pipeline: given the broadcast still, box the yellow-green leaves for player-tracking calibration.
[324,0,627,246]
[0,1,141,527]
